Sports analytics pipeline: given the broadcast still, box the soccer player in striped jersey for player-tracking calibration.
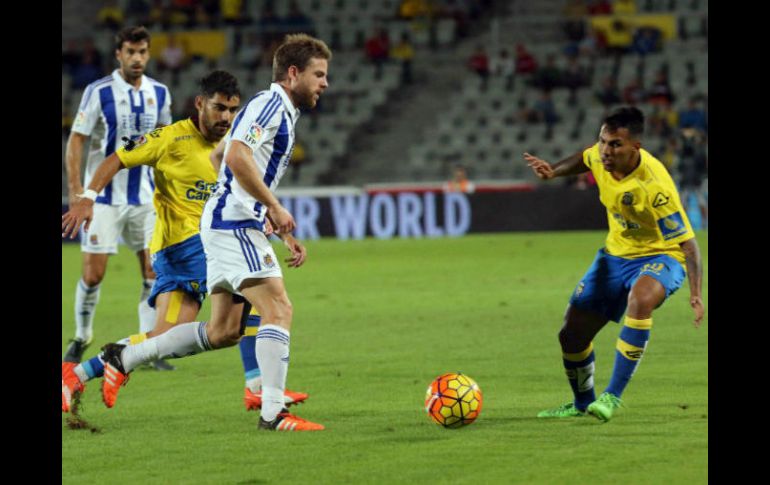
[526,107,705,422]
[65,34,330,431]
[62,71,308,414]
[64,26,173,369]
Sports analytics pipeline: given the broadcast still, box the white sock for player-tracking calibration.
[255,324,290,421]
[74,278,100,343]
[138,279,156,334]
[120,321,211,372]
[246,376,262,393]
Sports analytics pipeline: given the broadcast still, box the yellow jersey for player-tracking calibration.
[117,118,218,254]
[582,143,695,264]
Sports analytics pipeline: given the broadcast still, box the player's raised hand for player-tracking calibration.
[268,204,296,234]
[282,235,307,268]
[61,197,95,239]
[690,296,704,328]
[524,152,555,180]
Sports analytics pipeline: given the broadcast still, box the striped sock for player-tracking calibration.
[605,316,652,398]
[121,321,211,372]
[563,343,596,411]
[241,313,262,392]
[255,324,290,421]
[74,278,100,343]
[74,336,137,383]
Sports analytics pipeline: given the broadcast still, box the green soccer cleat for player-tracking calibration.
[587,392,624,422]
[537,402,586,418]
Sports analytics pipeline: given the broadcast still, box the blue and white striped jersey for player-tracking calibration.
[207,83,300,230]
[72,69,172,206]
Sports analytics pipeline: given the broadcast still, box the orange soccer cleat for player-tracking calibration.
[100,343,130,408]
[244,387,309,410]
[258,409,324,431]
[62,362,85,413]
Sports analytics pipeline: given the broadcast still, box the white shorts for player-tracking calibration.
[200,226,283,294]
[80,203,155,254]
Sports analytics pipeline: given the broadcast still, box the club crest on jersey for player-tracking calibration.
[263,254,275,268]
[147,98,155,106]
[621,192,633,205]
[89,234,99,245]
[245,121,263,146]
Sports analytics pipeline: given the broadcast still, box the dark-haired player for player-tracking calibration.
[525,106,704,422]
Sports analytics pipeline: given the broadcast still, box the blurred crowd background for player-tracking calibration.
[62,0,708,228]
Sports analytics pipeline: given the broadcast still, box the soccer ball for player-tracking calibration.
[424,372,483,428]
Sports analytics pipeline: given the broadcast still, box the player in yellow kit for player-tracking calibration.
[62,71,307,413]
[524,107,704,422]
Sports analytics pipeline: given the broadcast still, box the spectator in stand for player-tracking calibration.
[285,1,316,37]
[221,0,244,26]
[98,0,125,31]
[126,0,151,26]
[612,0,637,15]
[647,104,677,139]
[647,70,674,106]
[595,76,621,107]
[390,32,415,85]
[677,128,708,229]
[533,90,560,127]
[563,0,588,44]
[62,39,81,74]
[606,19,633,55]
[468,45,491,89]
[678,97,708,133]
[365,28,390,80]
[562,56,587,102]
[158,34,188,86]
[148,0,168,28]
[631,26,661,56]
[71,45,103,89]
[399,0,433,19]
[258,3,284,44]
[237,31,263,83]
[492,48,515,90]
[289,140,310,184]
[587,0,613,15]
[531,54,562,91]
[515,43,538,76]
[622,75,645,105]
[443,165,475,194]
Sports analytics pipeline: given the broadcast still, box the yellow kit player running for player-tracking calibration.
[525,107,704,422]
[62,71,308,413]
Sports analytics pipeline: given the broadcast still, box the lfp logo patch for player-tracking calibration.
[657,212,688,240]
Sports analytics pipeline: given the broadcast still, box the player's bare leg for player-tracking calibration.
[538,306,608,418]
[135,249,172,370]
[589,275,666,422]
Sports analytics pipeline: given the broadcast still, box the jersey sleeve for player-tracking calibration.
[159,87,172,126]
[71,83,102,136]
[582,143,600,169]
[648,176,695,244]
[115,126,168,168]
[229,95,282,152]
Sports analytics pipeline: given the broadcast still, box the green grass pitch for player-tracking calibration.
[62,231,708,484]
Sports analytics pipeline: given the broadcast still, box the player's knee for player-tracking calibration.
[558,327,584,352]
[263,298,293,326]
[82,268,106,286]
[627,292,659,316]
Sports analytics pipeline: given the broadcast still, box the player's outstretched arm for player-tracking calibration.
[61,153,125,239]
[680,238,704,328]
[524,150,590,180]
[224,140,296,234]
